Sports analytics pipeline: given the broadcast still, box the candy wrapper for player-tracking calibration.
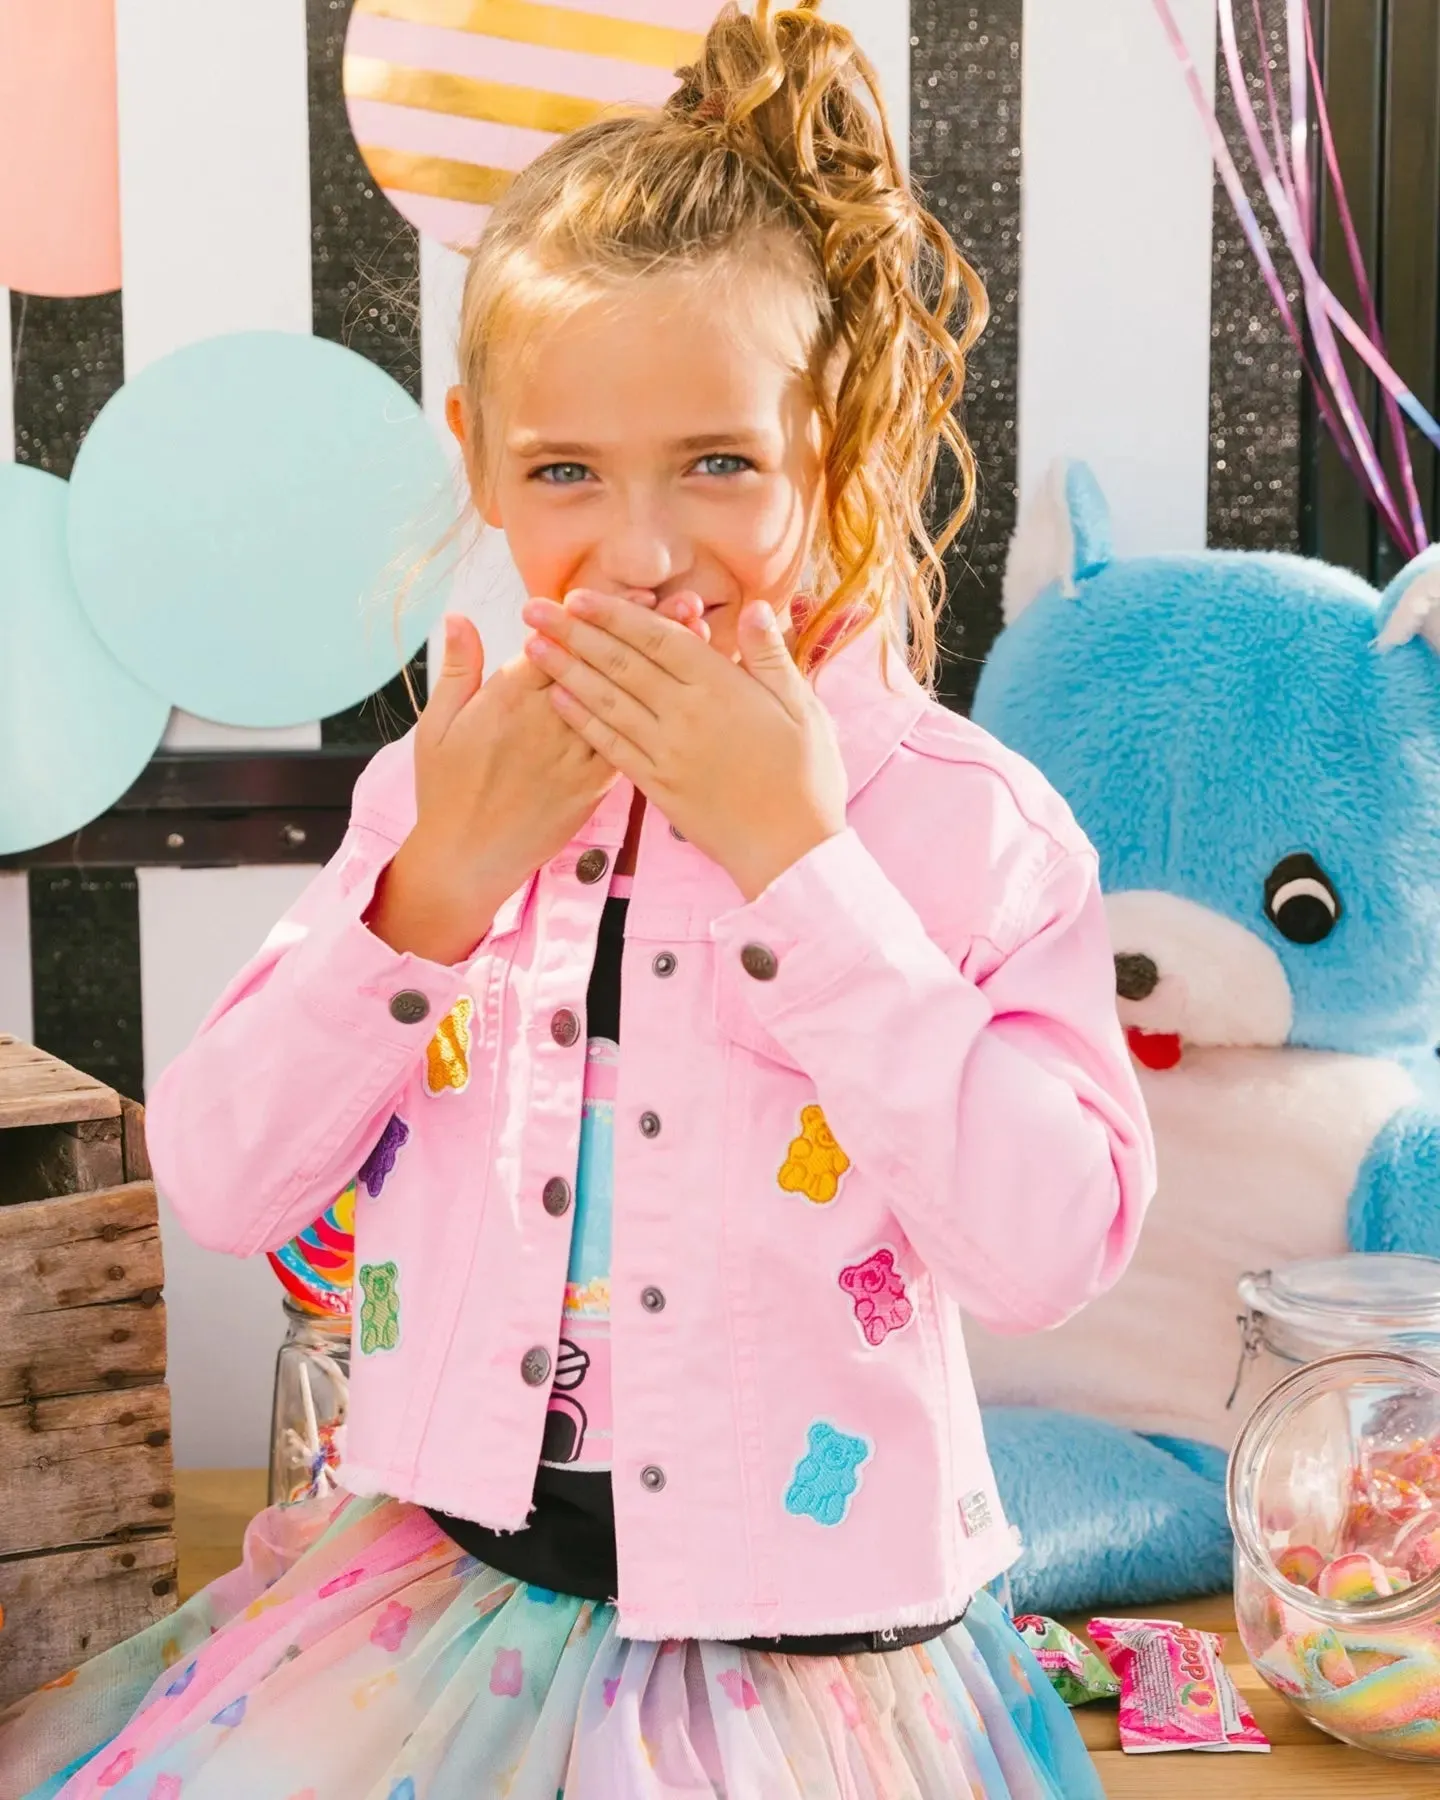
[1012,1615,1119,1706]
[1089,1617,1270,1753]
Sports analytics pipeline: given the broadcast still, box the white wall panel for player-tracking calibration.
[0,874,32,1041]
[1017,0,1216,551]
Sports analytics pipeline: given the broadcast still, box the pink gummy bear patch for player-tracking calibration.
[370,1600,413,1653]
[318,1567,365,1598]
[490,1647,524,1698]
[150,1780,185,1800]
[96,1750,135,1788]
[717,1669,761,1710]
[838,1248,913,1346]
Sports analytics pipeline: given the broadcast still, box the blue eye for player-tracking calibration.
[534,463,592,485]
[694,454,752,477]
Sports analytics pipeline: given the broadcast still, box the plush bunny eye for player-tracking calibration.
[1264,853,1341,944]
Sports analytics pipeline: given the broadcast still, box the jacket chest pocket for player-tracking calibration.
[712,963,806,1076]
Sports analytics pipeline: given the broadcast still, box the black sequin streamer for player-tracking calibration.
[909,0,1023,714]
[308,0,427,745]
[10,290,144,1093]
[9,291,124,481]
[1207,0,1303,553]
[28,872,145,1105]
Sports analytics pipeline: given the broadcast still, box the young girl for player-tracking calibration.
[2,5,1153,1795]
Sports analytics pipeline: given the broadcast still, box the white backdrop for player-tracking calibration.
[0,0,1219,1466]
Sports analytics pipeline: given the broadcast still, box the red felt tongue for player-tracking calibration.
[1126,1027,1183,1071]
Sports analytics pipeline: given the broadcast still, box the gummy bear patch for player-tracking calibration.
[784,1421,871,1526]
[359,1114,409,1198]
[358,1262,401,1354]
[425,996,474,1096]
[777,1104,851,1204]
[838,1247,913,1346]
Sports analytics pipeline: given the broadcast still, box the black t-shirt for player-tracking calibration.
[429,894,962,1653]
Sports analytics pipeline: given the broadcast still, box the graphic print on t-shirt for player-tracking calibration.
[541,1035,616,1471]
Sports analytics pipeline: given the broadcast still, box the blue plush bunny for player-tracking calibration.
[966,461,1440,1615]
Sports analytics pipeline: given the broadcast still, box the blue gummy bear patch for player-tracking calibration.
[388,1781,417,1800]
[784,1421,871,1526]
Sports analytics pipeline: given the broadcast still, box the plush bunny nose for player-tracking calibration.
[1114,953,1160,1001]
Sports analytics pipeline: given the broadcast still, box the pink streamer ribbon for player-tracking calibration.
[1153,0,1437,559]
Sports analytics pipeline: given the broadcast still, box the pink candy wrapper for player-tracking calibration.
[1088,1617,1270,1754]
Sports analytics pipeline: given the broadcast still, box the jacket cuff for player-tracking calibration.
[710,827,990,1038]
[284,859,473,1052]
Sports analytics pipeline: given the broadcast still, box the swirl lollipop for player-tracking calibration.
[267,1182,357,1319]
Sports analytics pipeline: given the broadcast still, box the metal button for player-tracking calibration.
[543,1177,572,1218]
[652,951,677,979]
[388,989,431,1025]
[641,1286,666,1314]
[550,1009,581,1047]
[521,1347,552,1387]
[638,1111,661,1139]
[576,847,610,885]
[740,943,779,982]
[640,1464,667,1492]
[669,824,686,842]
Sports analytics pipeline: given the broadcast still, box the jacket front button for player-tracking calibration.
[550,1009,581,1047]
[641,1285,666,1313]
[640,1464,667,1492]
[638,1111,661,1139]
[576,848,610,885]
[388,988,431,1025]
[521,1347,552,1386]
[652,951,677,978]
[740,944,779,981]
[543,1177,573,1217]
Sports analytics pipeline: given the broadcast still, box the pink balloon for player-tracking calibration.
[0,0,121,297]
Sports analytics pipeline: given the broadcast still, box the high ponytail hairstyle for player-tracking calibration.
[454,0,987,687]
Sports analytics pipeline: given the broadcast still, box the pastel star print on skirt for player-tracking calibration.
[0,1491,1103,1799]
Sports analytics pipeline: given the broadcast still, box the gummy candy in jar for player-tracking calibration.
[1230,1344,1440,1760]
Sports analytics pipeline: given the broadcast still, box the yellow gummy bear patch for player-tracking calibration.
[425,996,474,1096]
[778,1104,851,1204]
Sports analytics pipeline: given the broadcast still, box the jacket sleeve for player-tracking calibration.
[145,771,473,1261]
[710,824,1155,1335]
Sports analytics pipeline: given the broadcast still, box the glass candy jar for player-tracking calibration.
[1232,1253,1440,1410]
[268,1297,351,1506]
[1231,1346,1440,1759]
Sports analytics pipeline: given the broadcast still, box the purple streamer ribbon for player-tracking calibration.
[1153,0,1437,558]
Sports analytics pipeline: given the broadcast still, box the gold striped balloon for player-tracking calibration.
[344,0,723,250]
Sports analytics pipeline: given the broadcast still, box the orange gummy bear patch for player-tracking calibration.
[778,1104,851,1204]
[424,996,474,1096]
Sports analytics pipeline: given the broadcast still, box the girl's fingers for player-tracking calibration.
[547,684,655,788]
[523,598,679,709]
[524,634,662,754]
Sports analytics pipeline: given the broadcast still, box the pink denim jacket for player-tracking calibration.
[147,629,1154,1641]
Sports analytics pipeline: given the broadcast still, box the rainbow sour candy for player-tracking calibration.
[1088,1618,1270,1754]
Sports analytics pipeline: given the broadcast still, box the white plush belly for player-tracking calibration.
[966,1048,1414,1448]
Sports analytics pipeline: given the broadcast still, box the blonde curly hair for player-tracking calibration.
[454,0,987,685]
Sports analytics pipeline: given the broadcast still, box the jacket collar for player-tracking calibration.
[815,620,931,799]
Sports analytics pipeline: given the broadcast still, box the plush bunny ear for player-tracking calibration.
[1375,546,1440,654]
[1002,459,1113,622]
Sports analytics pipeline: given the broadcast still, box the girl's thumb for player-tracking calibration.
[427,614,485,727]
[737,601,797,695]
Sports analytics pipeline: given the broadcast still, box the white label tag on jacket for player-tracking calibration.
[959,1491,993,1538]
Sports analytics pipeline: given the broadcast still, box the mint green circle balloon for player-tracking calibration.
[0,464,169,854]
[67,332,454,729]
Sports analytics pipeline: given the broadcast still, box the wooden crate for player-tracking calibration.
[0,1035,177,1708]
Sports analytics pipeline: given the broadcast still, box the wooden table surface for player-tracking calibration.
[176,1471,1438,1798]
